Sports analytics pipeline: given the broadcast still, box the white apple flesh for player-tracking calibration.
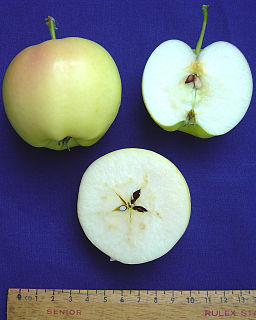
[142,5,253,138]
[77,149,191,264]
[2,17,121,150]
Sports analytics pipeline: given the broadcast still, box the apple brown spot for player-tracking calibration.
[108,224,117,230]
[156,212,162,219]
[140,223,146,230]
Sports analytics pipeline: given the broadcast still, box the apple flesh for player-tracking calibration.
[142,6,253,138]
[77,148,191,264]
[2,20,121,150]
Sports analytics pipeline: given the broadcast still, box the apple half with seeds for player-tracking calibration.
[142,5,253,138]
[77,148,190,264]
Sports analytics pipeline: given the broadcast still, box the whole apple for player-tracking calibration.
[2,17,121,150]
[142,5,253,138]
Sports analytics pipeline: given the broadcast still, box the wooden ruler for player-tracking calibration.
[7,288,256,319]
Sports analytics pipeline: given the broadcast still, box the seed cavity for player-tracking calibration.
[185,74,202,89]
[113,189,148,214]
[115,192,127,205]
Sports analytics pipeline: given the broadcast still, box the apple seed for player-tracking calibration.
[131,189,141,204]
[194,75,202,89]
[133,206,148,213]
[185,74,202,89]
[185,74,195,84]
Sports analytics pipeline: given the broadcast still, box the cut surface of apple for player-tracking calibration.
[77,148,190,264]
[142,6,253,138]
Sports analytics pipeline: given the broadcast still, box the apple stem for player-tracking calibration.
[45,16,56,40]
[195,5,209,55]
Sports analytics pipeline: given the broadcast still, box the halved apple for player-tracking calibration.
[77,148,190,264]
[142,5,253,138]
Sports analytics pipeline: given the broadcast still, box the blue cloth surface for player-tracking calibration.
[1,0,256,317]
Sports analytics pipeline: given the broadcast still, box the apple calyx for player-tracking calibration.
[57,136,72,150]
[45,16,57,40]
[114,189,148,213]
[186,109,196,125]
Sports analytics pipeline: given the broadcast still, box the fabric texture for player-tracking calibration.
[1,0,256,316]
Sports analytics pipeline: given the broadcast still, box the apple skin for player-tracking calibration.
[2,37,122,150]
[158,117,213,138]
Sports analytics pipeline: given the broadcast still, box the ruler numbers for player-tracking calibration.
[8,289,256,320]
[13,289,255,305]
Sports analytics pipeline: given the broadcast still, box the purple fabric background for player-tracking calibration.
[1,0,256,317]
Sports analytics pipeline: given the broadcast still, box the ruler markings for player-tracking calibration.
[8,288,256,320]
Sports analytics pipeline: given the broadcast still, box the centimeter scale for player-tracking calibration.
[7,288,256,319]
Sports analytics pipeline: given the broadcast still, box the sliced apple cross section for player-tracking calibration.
[142,5,253,138]
[77,148,191,264]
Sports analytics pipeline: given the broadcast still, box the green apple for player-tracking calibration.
[2,17,121,150]
[142,5,253,138]
[77,148,191,264]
